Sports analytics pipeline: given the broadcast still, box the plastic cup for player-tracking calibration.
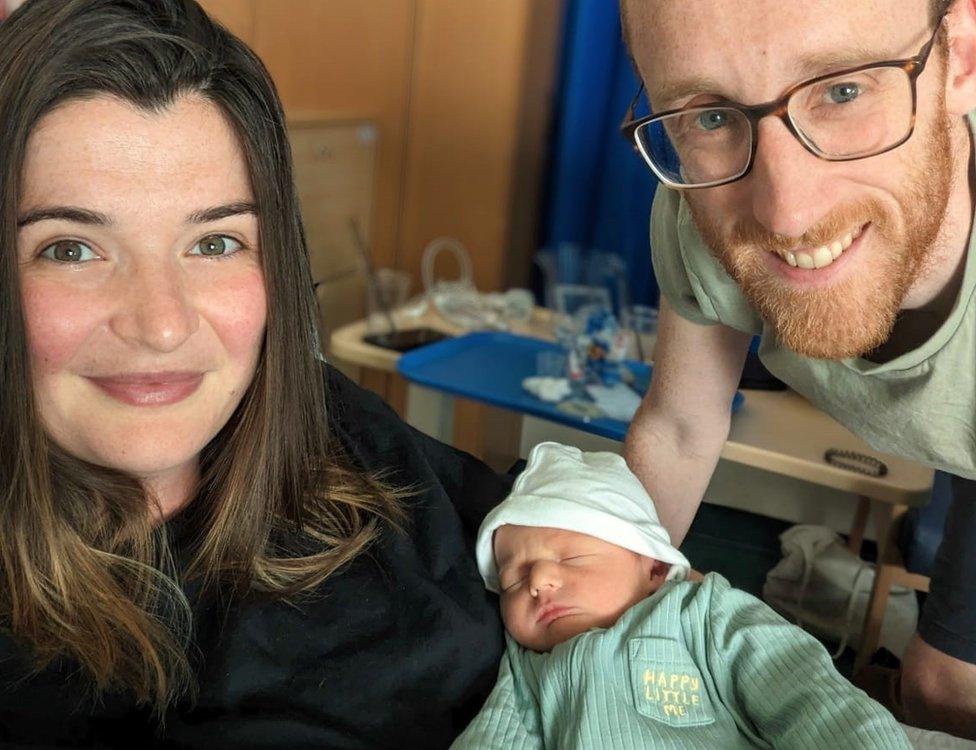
[366,268,411,333]
[536,350,567,378]
[621,304,659,362]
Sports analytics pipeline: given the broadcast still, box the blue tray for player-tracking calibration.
[397,331,743,442]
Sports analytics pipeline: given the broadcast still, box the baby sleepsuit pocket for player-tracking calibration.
[629,637,715,728]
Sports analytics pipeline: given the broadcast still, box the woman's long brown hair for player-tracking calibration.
[0,0,403,716]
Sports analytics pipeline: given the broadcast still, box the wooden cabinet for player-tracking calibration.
[200,0,563,414]
[289,122,376,379]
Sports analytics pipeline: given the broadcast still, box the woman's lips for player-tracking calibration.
[87,371,204,407]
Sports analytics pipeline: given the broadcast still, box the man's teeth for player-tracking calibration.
[783,227,861,269]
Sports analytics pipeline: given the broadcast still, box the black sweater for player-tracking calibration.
[0,365,510,749]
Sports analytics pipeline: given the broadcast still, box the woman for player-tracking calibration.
[0,1,508,747]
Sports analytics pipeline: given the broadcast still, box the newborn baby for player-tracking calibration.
[452,442,909,749]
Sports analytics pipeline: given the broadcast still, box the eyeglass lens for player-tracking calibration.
[636,66,915,187]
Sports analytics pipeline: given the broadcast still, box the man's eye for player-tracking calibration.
[696,110,729,131]
[827,82,860,104]
[190,234,244,257]
[39,240,98,263]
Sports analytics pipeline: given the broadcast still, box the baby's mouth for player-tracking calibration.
[770,224,865,270]
[536,605,577,626]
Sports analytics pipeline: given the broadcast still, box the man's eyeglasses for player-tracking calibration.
[620,11,948,190]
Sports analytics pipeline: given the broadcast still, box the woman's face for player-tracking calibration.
[16,94,267,511]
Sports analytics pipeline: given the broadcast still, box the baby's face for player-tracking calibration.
[494,525,666,652]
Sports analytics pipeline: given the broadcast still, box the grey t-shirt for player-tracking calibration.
[650,135,976,478]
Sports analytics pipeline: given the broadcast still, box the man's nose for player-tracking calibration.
[108,260,199,352]
[746,117,832,238]
[528,560,563,597]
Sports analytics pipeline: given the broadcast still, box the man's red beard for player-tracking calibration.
[687,110,954,361]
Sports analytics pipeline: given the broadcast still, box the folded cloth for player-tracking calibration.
[476,442,690,593]
[522,376,571,403]
[585,383,642,421]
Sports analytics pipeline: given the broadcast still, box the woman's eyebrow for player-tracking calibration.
[17,201,257,230]
[185,201,258,224]
[16,205,110,229]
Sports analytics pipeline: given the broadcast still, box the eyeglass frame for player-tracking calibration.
[619,9,948,190]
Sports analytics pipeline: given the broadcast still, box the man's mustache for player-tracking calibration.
[725,200,885,254]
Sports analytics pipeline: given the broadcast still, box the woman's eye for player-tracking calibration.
[39,240,98,263]
[190,234,244,257]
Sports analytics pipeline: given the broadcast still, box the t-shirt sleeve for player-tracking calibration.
[703,576,911,750]
[650,186,719,326]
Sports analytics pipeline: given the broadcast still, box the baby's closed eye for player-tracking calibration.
[499,554,600,591]
[561,554,598,565]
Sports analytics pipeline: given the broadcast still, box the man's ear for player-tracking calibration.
[945,0,976,115]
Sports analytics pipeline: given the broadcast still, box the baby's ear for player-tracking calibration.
[647,558,670,581]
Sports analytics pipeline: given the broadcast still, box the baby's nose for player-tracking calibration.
[528,560,563,597]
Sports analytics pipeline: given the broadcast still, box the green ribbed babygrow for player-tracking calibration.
[452,574,909,749]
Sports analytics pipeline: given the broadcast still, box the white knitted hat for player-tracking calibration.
[477,442,690,593]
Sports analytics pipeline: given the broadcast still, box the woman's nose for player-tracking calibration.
[108,261,199,352]
[528,560,563,598]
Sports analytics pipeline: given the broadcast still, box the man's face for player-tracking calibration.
[628,0,957,359]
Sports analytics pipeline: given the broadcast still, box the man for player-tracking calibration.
[621,0,976,738]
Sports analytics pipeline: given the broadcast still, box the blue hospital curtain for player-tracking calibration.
[541,0,659,307]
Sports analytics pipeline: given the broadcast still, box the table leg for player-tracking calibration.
[405,384,455,443]
[854,502,909,675]
[848,496,872,555]
[855,559,897,675]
